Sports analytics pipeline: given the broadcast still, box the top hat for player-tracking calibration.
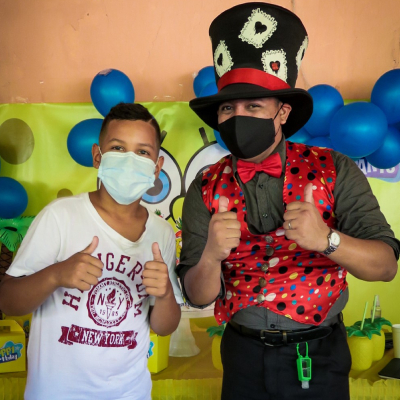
[189,2,313,138]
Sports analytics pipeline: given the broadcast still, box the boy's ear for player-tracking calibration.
[155,156,164,179]
[92,144,101,169]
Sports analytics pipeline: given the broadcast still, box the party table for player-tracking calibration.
[1,323,399,400]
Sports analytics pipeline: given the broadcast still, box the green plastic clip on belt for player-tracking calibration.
[296,342,312,389]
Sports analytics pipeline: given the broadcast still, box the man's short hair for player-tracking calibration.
[99,103,161,148]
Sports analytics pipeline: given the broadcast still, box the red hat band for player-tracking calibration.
[217,68,291,92]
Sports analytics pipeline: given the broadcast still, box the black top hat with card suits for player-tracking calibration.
[189,2,313,138]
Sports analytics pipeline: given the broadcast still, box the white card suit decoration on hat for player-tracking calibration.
[214,40,234,78]
[239,8,277,49]
[296,36,309,72]
[261,49,288,83]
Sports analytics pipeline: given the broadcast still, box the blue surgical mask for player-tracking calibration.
[98,148,156,205]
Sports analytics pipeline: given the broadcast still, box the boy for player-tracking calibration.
[0,103,183,400]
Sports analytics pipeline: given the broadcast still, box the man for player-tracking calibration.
[176,3,399,400]
[0,103,183,400]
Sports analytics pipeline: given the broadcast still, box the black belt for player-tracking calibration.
[228,320,334,346]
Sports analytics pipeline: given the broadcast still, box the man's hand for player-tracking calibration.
[54,236,104,291]
[143,242,173,299]
[204,196,241,262]
[283,183,330,252]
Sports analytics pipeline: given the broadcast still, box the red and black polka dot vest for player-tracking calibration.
[201,141,348,326]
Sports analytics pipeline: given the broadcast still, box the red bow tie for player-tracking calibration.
[237,153,282,183]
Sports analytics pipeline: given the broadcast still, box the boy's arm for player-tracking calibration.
[0,237,104,316]
[143,242,181,336]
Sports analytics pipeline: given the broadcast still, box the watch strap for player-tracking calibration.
[322,228,338,256]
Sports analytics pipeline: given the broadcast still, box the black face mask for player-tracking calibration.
[218,107,282,159]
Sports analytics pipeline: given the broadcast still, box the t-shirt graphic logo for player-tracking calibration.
[87,277,133,328]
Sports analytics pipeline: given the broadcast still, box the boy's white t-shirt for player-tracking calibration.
[7,193,183,400]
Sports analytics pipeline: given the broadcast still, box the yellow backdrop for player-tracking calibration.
[0,102,399,327]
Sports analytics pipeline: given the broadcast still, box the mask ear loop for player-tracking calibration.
[273,104,285,137]
[97,145,103,190]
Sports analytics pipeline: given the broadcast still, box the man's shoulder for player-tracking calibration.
[203,154,233,177]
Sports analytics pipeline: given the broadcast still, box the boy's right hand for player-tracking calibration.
[54,236,104,291]
[205,196,241,263]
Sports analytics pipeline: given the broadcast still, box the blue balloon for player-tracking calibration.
[67,119,103,167]
[199,81,218,98]
[366,126,400,169]
[304,84,344,137]
[307,136,333,148]
[391,120,400,131]
[371,69,400,125]
[214,130,229,151]
[193,66,216,97]
[330,102,388,158]
[288,127,312,144]
[90,69,135,117]
[0,177,28,219]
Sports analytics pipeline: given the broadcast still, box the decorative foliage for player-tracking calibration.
[346,316,391,339]
[353,317,392,332]
[346,323,381,339]
[207,324,226,337]
[175,217,182,231]
[0,216,35,252]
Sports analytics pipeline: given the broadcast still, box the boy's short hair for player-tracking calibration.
[99,103,161,148]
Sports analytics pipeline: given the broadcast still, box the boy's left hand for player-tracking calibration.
[143,242,173,299]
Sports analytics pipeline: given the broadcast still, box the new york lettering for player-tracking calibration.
[58,324,138,350]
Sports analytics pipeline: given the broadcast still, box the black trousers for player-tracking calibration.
[220,322,351,400]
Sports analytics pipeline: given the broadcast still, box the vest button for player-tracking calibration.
[259,277,267,287]
[262,213,268,218]
[256,294,265,303]
[261,264,269,272]
[266,247,275,256]
[264,235,274,243]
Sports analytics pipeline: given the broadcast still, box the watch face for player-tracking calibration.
[331,231,341,246]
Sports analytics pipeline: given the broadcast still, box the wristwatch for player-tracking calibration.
[322,228,341,256]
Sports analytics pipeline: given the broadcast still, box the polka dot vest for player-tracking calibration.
[201,141,348,326]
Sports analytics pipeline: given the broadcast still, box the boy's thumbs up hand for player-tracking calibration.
[143,242,173,299]
[80,236,99,255]
[283,183,331,252]
[151,242,164,262]
[204,196,241,263]
[55,236,104,291]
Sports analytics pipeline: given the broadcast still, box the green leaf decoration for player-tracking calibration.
[175,217,182,231]
[346,321,384,339]
[207,324,226,337]
[368,317,391,330]
[353,317,392,331]
[0,216,35,252]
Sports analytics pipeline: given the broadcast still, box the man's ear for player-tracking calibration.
[279,103,292,125]
[92,144,101,169]
[155,156,164,179]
